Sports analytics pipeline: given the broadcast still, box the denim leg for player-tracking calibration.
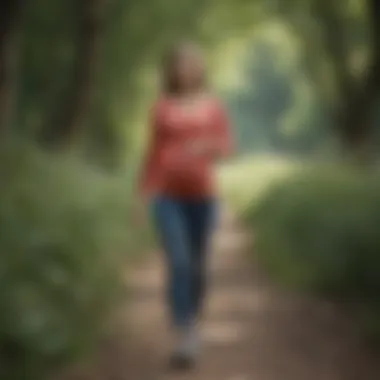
[152,197,192,328]
[183,199,217,320]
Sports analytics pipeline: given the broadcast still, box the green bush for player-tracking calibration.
[248,165,380,334]
[0,142,145,379]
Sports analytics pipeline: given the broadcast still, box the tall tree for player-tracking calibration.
[0,0,23,134]
[342,0,380,156]
[316,0,380,158]
[43,0,107,148]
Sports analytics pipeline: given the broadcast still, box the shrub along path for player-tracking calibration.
[60,207,379,380]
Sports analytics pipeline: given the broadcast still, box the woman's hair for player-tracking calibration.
[161,42,207,95]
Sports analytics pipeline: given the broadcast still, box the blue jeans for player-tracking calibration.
[152,196,217,327]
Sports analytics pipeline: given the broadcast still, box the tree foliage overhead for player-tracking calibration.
[0,0,263,162]
[274,0,380,156]
[2,0,378,161]
[224,0,380,158]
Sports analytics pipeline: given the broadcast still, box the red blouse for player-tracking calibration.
[138,96,233,199]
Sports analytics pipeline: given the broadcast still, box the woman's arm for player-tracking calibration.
[210,100,233,158]
[137,102,161,198]
[188,100,234,160]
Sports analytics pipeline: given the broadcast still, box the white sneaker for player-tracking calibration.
[183,324,201,357]
[170,325,200,369]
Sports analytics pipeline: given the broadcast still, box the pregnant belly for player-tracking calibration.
[162,156,210,191]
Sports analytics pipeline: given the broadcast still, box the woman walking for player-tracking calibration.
[137,42,233,370]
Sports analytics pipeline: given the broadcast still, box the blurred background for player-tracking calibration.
[1,0,380,379]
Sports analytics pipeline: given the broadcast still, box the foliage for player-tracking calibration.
[15,0,261,163]
[274,0,380,153]
[226,41,294,153]
[18,0,78,135]
[224,0,380,157]
[3,0,379,160]
[0,141,146,380]
[218,155,299,212]
[247,165,380,336]
[224,20,342,156]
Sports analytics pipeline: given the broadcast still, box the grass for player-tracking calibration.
[0,141,153,380]
[217,154,299,214]
[222,156,380,342]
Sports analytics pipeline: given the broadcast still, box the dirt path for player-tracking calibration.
[61,207,379,380]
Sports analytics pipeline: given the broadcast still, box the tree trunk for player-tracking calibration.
[338,99,376,163]
[0,0,23,135]
[337,0,380,161]
[42,0,107,149]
